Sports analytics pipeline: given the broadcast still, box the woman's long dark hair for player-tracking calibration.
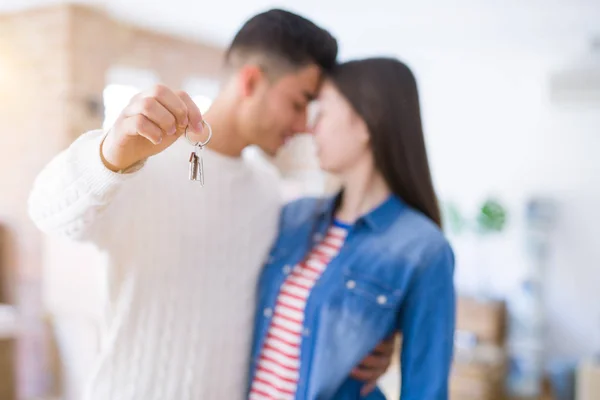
[329,58,442,227]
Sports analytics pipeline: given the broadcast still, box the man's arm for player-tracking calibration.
[28,130,138,242]
[350,335,396,396]
[28,84,204,242]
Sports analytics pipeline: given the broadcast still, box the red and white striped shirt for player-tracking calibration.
[250,221,350,400]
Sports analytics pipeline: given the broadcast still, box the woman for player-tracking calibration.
[249,58,455,400]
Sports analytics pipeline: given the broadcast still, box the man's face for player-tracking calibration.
[239,64,321,156]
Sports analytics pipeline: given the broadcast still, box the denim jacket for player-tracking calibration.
[249,194,455,400]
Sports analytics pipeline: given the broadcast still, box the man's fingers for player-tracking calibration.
[360,382,377,397]
[124,115,163,145]
[373,336,395,355]
[103,85,193,171]
[143,84,189,128]
[123,86,202,137]
[357,353,390,369]
[350,366,375,381]
[125,96,177,136]
[176,90,204,134]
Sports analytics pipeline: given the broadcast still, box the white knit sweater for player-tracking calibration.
[28,130,282,400]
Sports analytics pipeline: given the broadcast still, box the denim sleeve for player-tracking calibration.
[396,242,455,400]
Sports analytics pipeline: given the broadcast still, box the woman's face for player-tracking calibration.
[308,81,371,174]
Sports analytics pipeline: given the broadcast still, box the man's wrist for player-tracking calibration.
[100,134,143,173]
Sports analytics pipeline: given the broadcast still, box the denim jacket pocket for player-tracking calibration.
[342,270,403,310]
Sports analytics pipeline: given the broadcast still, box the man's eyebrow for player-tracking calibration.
[304,91,317,101]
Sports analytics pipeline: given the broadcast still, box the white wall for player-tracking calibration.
[539,105,600,359]
[401,47,600,360]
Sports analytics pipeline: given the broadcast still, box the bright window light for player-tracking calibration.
[102,84,141,130]
[192,95,213,114]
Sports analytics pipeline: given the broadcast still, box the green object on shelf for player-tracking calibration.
[442,201,466,235]
[476,199,507,233]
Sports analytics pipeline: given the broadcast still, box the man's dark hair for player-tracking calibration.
[225,9,338,77]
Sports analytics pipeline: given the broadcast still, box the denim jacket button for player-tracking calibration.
[263,308,273,317]
[346,280,356,289]
[313,233,324,242]
[377,295,387,305]
[303,327,311,336]
[283,265,292,274]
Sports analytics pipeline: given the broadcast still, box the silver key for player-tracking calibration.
[189,151,199,181]
[185,121,212,187]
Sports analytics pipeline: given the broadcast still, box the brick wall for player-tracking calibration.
[0,4,223,398]
[67,4,224,140]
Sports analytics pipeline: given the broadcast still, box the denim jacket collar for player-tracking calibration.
[315,191,407,232]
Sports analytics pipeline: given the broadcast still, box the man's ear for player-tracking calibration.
[238,65,266,98]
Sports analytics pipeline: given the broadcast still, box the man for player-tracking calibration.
[29,9,391,399]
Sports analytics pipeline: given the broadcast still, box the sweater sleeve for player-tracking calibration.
[28,130,142,243]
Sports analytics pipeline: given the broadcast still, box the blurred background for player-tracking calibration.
[0,0,599,399]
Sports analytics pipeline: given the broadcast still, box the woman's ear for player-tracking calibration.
[353,113,371,146]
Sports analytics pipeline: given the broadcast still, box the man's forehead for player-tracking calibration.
[282,65,321,97]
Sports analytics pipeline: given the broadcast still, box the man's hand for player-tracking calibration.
[101,84,204,172]
[351,335,396,397]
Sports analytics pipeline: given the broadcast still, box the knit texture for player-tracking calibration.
[28,130,282,400]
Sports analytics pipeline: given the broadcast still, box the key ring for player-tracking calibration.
[185,120,212,186]
[185,120,212,148]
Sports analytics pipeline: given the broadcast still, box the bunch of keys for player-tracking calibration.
[185,120,213,186]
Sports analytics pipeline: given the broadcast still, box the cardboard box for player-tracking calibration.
[0,305,17,400]
[456,296,507,346]
[451,360,507,400]
[0,337,16,400]
[577,359,600,400]
[450,341,507,400]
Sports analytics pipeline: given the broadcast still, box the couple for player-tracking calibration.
[29,8,455,400]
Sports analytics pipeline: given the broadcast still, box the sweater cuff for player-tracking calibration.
[74,130,143,197]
